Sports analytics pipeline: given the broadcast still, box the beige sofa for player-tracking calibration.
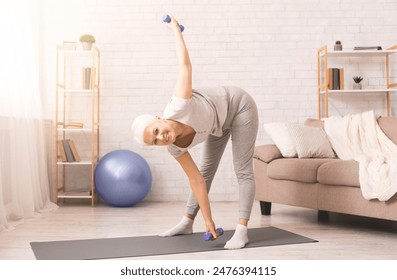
[253,116,397,221]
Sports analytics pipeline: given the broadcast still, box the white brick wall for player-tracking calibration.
[40,0,397,202]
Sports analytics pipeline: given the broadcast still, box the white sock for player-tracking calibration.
[224,224,249,249]
[159,216,194,237]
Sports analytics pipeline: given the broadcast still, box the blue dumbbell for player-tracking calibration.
[203,228,224,241]
[162,14,185,32]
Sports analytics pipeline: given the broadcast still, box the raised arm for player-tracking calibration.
[175,152,219,239]
[166,16,192,99]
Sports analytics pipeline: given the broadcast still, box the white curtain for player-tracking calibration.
[0,0,57,231]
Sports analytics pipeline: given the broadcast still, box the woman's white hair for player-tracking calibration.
[131,114,157,145]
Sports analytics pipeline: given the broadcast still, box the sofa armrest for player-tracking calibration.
[254,144,283,163]
[304,118,324,128]
[378,116,397,144]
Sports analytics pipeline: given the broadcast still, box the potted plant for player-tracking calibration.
[353,76,363,90]
[334,40,342,51]
[79,34,96,50]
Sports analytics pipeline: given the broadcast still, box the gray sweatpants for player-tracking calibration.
[185,86,259,220]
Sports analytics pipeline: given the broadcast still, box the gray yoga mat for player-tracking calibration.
[30,226,317,260]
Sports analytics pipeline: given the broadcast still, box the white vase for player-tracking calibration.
[81,42,93,50]
[353,83,362,90]
[334,44,342,51]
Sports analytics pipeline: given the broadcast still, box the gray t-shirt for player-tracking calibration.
[163,87,228,157]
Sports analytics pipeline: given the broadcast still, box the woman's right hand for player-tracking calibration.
[205,219,219,240]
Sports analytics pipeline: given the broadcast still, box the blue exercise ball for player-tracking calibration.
[94,150,152,207]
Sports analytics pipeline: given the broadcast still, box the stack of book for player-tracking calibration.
[353,46,382,51]
[58,121,84,129]
[62,41,76,50]
[58,139,81,162]
[327,68,344,90]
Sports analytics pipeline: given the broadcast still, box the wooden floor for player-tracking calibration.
[1,200,397,260]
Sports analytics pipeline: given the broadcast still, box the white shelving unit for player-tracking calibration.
[317,45,397,119]
[55,45,100,207]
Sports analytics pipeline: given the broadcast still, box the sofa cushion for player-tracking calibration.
[287,124,335,159]
[263,122,297,157]
[378,117,397,144]
[254,144,283,163]
[317,160,359,187]
[267,158,338,183]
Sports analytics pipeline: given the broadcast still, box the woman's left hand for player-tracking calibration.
[165,16,181,32]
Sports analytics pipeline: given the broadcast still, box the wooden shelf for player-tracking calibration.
[57,45,100,56]
[57,88,99,94]
[317,44,397,118]
[320,88,397,95]
[57,191,92,199]
[321,49,397,58]
[55,45,100,207]
[57,161,93,166]
[57,127,98,133]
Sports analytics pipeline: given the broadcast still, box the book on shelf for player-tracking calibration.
[62,139,75,162]
[58,139,82,162]
[58,140,67,162]
[57,121,84,128]
[66,121,84,128]
[339,68,344,89]
[91,67,96,89]
[62,41,76,50]
[82,67,96,90]
[327,68,344,90]
[353,46,382,51]
[67,139,81,162]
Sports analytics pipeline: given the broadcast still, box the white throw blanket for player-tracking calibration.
[324,111,397,201]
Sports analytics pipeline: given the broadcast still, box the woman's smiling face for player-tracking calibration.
[143,118,176,146]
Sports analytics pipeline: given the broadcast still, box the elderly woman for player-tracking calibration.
[131,16,258,249]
